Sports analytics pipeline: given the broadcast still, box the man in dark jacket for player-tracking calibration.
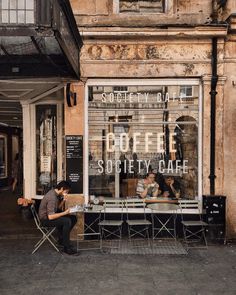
[38,181,77,255]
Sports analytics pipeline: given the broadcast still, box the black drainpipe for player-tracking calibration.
[209,37,218,195]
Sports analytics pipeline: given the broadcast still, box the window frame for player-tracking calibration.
[0,133,8,179]
[113,0,172,15]
[0,0,35,24]
[84,78,203,206]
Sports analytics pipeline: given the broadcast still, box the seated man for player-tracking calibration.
[160,176,181,199]
[136,172,159,198]
[38,181,77,255]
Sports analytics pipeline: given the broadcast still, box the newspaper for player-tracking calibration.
[69,204,83,213]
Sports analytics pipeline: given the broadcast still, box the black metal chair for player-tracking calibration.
[31,204,60,254]
[179,200,208,249]
[125,198,151,247]
[98,199,124,249]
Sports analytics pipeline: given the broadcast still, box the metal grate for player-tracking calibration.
[102,239,188,255]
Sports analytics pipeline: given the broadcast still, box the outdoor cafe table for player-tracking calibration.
[144,197,179,204]
[77,205,104,251]
[147,203,180,240]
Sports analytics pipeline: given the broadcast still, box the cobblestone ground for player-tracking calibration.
[0,239,236,295]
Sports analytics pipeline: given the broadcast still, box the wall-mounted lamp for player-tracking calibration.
[66,83,77,107]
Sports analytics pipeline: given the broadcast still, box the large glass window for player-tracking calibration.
[36,105,57,195]
[88,83,200,200]
[0,0,35,24]
[0,134,7,179]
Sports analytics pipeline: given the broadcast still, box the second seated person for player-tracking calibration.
[161,176,181,199]
[136,172,159,198]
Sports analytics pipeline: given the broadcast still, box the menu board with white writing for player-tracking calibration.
[66,136,83,193]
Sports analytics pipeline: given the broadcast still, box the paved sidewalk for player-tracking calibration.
[0,239,236,295]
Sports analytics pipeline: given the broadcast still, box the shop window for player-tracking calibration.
[119,0,166,14]
[180,86,193,97]
[0,134,7,179]
[0,0,35,24]
[36,105,57,195]
[179,86,194,104]
[88,83,200,200]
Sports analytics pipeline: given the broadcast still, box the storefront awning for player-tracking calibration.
[0,0,83,78]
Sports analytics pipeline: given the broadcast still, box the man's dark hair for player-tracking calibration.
[55,181,71,190]
[146,171,156,178]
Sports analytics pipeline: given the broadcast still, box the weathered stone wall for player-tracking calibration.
[71,0,214,26]
[80,39,224,78]
[68,0,236,238]
[223,36,236,239]
[65,82,85,136]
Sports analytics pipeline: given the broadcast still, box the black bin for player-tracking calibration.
[203,195,226,243]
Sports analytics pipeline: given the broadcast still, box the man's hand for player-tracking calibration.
[48,208,70,220]
[64,208,70,215]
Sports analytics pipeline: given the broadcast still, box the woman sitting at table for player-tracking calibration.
[136,172,160,199]
[160,176,180,199]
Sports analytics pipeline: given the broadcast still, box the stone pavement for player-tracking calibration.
[1,188,236,295]
[0,238,236,295]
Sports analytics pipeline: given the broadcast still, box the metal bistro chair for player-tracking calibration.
[147,202,179,241]
[125,198,152,247]
[179,200,208,249]
[31,204,60,254]
[98,199,124,249]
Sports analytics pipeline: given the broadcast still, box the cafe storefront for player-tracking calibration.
[83,79,202,204]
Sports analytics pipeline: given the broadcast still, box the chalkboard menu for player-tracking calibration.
[66,135,83,193]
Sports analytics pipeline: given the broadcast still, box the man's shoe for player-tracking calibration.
[63,247,79,255]
[56,239,63,247]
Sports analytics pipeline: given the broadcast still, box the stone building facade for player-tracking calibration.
[65,0,236,239]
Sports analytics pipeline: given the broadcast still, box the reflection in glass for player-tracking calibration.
[88,84,199,200]
[36,105,57,195]
[17,10,24,23]
[0,0,35,24]
[9,10,17,23]
[0,135,7,179]
[2,0,9,9]
[10,0,17,9]
[26,10,34,23]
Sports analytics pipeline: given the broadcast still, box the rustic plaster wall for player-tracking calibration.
[80,39,224,79]
[64,82,85,136]
[223,38,236,239]
[70,0,235,238]
[65,194,84,240]
[64,83,85,239]
[70,0,109,15]
[72,0,212,27]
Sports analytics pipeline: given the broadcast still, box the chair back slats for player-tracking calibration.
[125,198,145,208]
[178,200,204,223]
[125,198,146,221]
[178,200,201,210]
[31,204,41,228]
[104,199,124,209]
